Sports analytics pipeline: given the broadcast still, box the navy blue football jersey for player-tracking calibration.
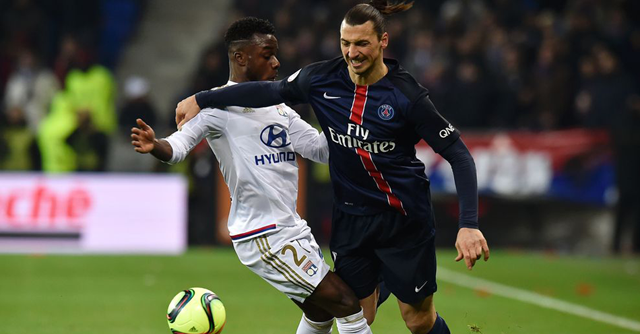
[279,57,460,221]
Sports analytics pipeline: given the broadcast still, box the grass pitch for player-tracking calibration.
[0,248,638,334]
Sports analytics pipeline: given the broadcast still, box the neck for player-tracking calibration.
[229,73,247,83]
[229,63,248,83]
[348,57,388,86]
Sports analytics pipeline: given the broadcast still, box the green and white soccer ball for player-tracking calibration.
[167,287,226,334]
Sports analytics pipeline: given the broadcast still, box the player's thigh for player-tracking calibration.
[397,294,437,333]
[233,228,330,304]
[329,211,381,300]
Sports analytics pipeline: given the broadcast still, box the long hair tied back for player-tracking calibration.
[369,0,414,15]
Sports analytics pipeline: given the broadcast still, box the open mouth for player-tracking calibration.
[350,58,365,68]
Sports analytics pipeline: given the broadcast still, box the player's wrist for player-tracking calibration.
[458,221,479,229]
[194,91,206,110]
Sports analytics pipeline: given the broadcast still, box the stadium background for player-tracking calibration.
[0,0,639,333]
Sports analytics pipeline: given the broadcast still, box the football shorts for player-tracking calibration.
[330,207,438,304]
[233,222,330,303]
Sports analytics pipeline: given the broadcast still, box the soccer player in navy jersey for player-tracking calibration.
[175,2,489,333]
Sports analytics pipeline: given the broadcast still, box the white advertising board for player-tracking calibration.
[0,173,187,254]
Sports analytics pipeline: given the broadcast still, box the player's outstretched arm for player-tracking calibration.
[175,80,289,129]
[131,118,172,162]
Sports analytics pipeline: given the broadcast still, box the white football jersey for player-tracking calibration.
[164,81,328,242]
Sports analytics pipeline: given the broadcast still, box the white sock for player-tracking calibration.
[296,314,334,334]
[336,309,372,334]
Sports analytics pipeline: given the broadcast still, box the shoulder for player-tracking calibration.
[201,107,226,114]
[200,107,231,121]
[296,56,345,79]
[385,59,429,103]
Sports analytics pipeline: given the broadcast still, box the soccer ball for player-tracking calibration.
[167,287,226,334]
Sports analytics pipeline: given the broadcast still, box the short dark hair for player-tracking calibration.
[344,1,414,38]
[224,17,276,48]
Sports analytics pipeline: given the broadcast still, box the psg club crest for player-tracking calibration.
[377,104,394,120]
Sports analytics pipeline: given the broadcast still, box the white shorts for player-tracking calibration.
[233,222,330,303]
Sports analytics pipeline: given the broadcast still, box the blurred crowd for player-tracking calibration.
[197,0,640,133]
[0,0,144,172]
[2,0,639,169]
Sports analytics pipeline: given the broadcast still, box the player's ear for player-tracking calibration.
[380,32,389,50]
[234,51,247,66]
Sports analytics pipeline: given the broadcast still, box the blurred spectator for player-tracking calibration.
[573,44,640,254]
[3,48,59,133]
[530,39,572,129]
[191,44,229,93]
[64,60,117,135]
[1,0,47,58]
[612,93,640,254]
[118,76,157,132]
[440,0,487,35]
[105,76,159,173]
[65,109,109,171]
[0,105,40,170]
[576,46,637,128]
[53,34,86,85]
[37,60,116,172]
[442,60,494,129]
[37,90,79,172]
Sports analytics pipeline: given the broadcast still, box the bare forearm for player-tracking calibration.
[151,139,173,162]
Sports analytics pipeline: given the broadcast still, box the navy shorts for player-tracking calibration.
[329,207,438,304]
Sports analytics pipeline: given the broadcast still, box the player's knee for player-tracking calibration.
[363,306,376,326]
[335,286,361,314]
[313,273,360,316]
[330,280,362,316]
[404,315,435,334]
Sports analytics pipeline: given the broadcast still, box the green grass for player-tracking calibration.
[0,248,638,334]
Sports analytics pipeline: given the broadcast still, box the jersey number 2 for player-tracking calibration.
[281,245,307,267]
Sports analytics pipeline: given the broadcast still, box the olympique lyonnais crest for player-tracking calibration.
[377,104,394,120]
[302,260,318,276]
[276,105,288,117]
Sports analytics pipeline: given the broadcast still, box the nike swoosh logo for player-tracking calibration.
[415,280,429,293]
[323,92,341,99]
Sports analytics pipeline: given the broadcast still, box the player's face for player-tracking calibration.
[340,20,388,76]
[245,34,280,81]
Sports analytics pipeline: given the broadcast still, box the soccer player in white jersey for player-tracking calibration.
[131,18,374,334]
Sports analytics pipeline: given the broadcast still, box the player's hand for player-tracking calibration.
[455,227,490,270]
[131,118,156,153]
[176,94,200,130]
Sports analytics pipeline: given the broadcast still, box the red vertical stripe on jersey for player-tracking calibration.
[356,148,407,215]
[349,85,368,125]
